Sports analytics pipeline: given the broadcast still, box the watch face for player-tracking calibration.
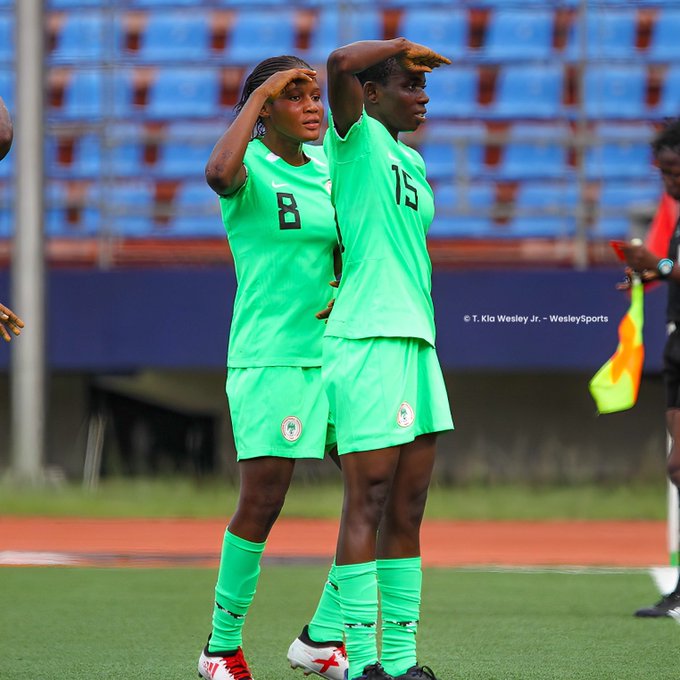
[660,259,674,276]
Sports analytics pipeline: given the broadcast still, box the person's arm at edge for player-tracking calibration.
[205,67,317,197]
[0,95,13,161]
[326,38,410,138]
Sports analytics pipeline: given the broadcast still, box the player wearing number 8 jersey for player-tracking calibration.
[320,40,454,680]
[196,56,346,680]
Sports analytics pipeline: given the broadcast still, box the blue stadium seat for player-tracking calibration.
[128,0,198,6]
[595,180,659,239]
[0,70,14,112]
[480,10,554,61]
[49,0,107,6]
[50,14,121,63]
[145,69,219,119]
[584,124,655,180]
[226,10,296,65]
[418,122,486,180]
[398,9,467,60]
[647,10,680,61]
[133,13,213,63]
[422,67,478,119]
[486,65,564,119]
[0,181,12,238]
[564,10,638,60]
[582,65,647,119]
[47,134,102,178]
[508,181,578,238]
[53,70,103,120]
[306,7,382,65]
[106,125,149,179]
[168,181,223,237]
[156,139,214,178]
[0,144,11,179]
[45,181,101,238]
[656,66,680,118]
[107,181,157,237]
[495,124,569,180]
[430,182,496,238]
[0,15,13,63]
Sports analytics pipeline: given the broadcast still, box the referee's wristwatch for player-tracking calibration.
[657,258,674,279]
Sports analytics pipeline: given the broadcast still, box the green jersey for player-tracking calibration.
[323,111,436,346]
[220,138,336,368]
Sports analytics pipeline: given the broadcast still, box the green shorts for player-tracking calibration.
[226,366,336,461]
[322,336,454,455]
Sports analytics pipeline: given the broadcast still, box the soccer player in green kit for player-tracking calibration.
[321,39,452,680]
[197,56,346,680]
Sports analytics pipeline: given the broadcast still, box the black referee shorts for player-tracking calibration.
[664,326,680,409]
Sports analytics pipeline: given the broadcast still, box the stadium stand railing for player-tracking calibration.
[0,0,678,267]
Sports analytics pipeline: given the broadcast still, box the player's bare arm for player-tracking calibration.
[0,95,13,161]
[327,39,449,138]
[0,302,24,342]
[205,68,316,197]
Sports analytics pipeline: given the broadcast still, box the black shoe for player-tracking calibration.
[350,663,394,680]
[394,665,438,680]
[634,590,680,617]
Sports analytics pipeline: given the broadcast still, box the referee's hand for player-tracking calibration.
[0,302,24,342]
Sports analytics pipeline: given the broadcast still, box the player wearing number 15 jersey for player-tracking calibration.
[320,40,454,680]
[196,56,346,680]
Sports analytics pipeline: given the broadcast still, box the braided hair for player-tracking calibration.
[234,55,312,139]
[652,118,680,158]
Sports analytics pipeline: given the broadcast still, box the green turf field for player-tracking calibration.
[1,565,679,679]
[0,478,669,520]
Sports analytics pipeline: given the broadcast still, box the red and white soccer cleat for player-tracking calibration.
[287,625,348,680]
[198,643,253,680]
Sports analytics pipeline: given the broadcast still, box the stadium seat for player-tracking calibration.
[45,181,101,238]
[53,70,103,120]
[0,144,11,179]
[50,13,121,63]
[0,70,14,112]
[145,69,220,119]
[495,124,569,180]
[47,134,102,178]
[564,10,638,61]
[418,122,486,180]
[581,65,647,119]
[127,0,198,6]
[0,182,11,238]
[422,67,478,119]
[0,15,13,64]
[107,181,158,237]
[429,182,496,238]
[133,13,213,63]
[106,125,149,179]
[48,0,106,6]
[155,139,215,178]
[398,9,467,60]
[480,10,554,61]
[655,66,680,119]
[167,181,223,237]
[485,65,564,119]
[226,10,296,65]
[647,10,680,61]
[508,181,578,238]
[584,124,655,180]
[306,7,382,65]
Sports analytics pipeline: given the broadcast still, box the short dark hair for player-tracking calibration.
[356,56,402,86]
[652,118,680,157]
[235,55,312,138]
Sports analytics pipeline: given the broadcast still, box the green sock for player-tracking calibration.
[336,561,379,679]
[377,557,422,677]
[308,560,344,643]
[209,528,266,653]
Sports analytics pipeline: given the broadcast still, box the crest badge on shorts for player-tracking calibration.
[396,402,415,428]
[281,416,303,442]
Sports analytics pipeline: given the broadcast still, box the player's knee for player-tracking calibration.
[237,487,287,530]
[346,478,391,529]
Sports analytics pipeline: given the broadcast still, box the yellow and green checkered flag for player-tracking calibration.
[589,278,644,414]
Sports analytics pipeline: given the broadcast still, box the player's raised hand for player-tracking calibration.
[257,68,318,101]
[0,302,24,342]
[400,40,451,73]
